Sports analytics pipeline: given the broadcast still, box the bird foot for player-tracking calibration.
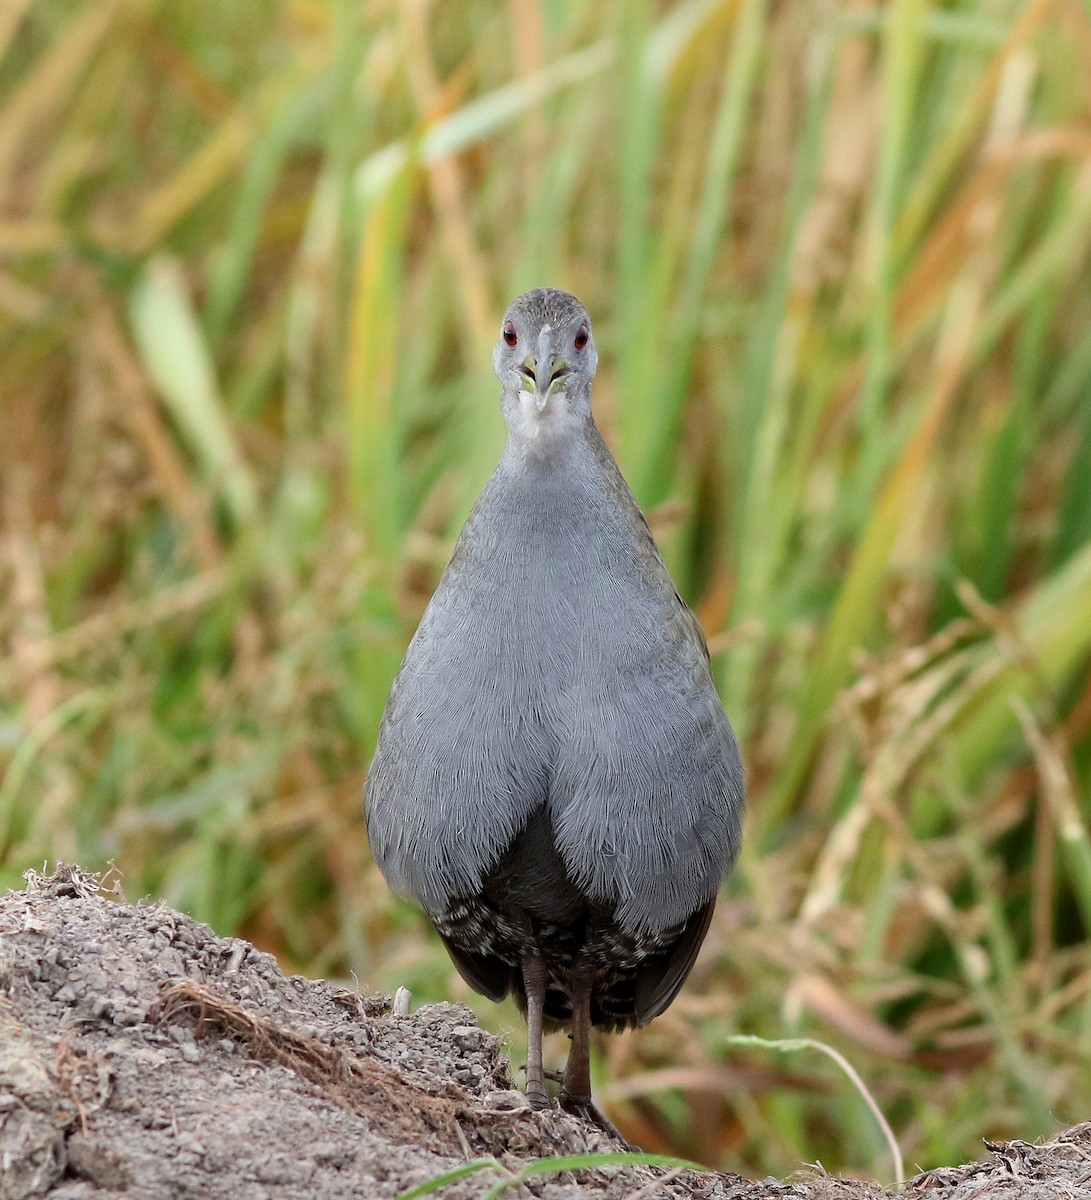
[558,1089,637,1150]
[520,1061,553,1109]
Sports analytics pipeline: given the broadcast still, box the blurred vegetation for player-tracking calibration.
[2,0,1091,1181]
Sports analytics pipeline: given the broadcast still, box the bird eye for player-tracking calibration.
[574,324,589,350]
[502,321,517,347]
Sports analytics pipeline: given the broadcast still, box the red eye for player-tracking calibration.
[502,321,517,346]
[574,324,589,350]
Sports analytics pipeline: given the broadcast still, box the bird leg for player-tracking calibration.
[558,977,632,1146]
[559,975,593,1108]
[521,951,549,1109]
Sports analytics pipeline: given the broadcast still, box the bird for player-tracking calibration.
[364,287,744,1136]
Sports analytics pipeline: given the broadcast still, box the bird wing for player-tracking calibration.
[548,600,743,933]
[633,895,717,1024]
[546,461,745,935]
[364,474,557,917]
[435,931,513,1003]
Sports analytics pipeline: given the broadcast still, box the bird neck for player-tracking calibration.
[500,384,593,468]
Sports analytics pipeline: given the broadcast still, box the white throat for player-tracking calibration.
[507,385,584,459]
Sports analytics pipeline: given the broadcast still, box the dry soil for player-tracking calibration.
[2,864,1089,1199]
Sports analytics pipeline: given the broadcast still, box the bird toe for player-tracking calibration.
[558,1090,635,1148]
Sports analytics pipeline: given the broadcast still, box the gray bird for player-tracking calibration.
[365,287,744,1135]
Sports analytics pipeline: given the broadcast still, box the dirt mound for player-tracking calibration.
[1,865,1087,1199]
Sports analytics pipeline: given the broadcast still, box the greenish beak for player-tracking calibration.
[521,326,569,410]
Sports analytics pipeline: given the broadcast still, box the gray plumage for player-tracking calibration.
[365,288,743,1130]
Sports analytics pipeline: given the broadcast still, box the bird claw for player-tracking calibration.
[558,1090,636,1150]
[519,1067,635,1148]
[520,1061,552,1110]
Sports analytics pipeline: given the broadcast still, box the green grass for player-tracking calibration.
[2,0,1091,1181]
[393,1151,703,1200]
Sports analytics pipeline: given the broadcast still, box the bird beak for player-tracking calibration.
[520,327,568,411]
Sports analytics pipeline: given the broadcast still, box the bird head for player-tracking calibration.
[493,289,598,445]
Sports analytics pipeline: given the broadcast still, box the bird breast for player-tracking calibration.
[364,446,743,936]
